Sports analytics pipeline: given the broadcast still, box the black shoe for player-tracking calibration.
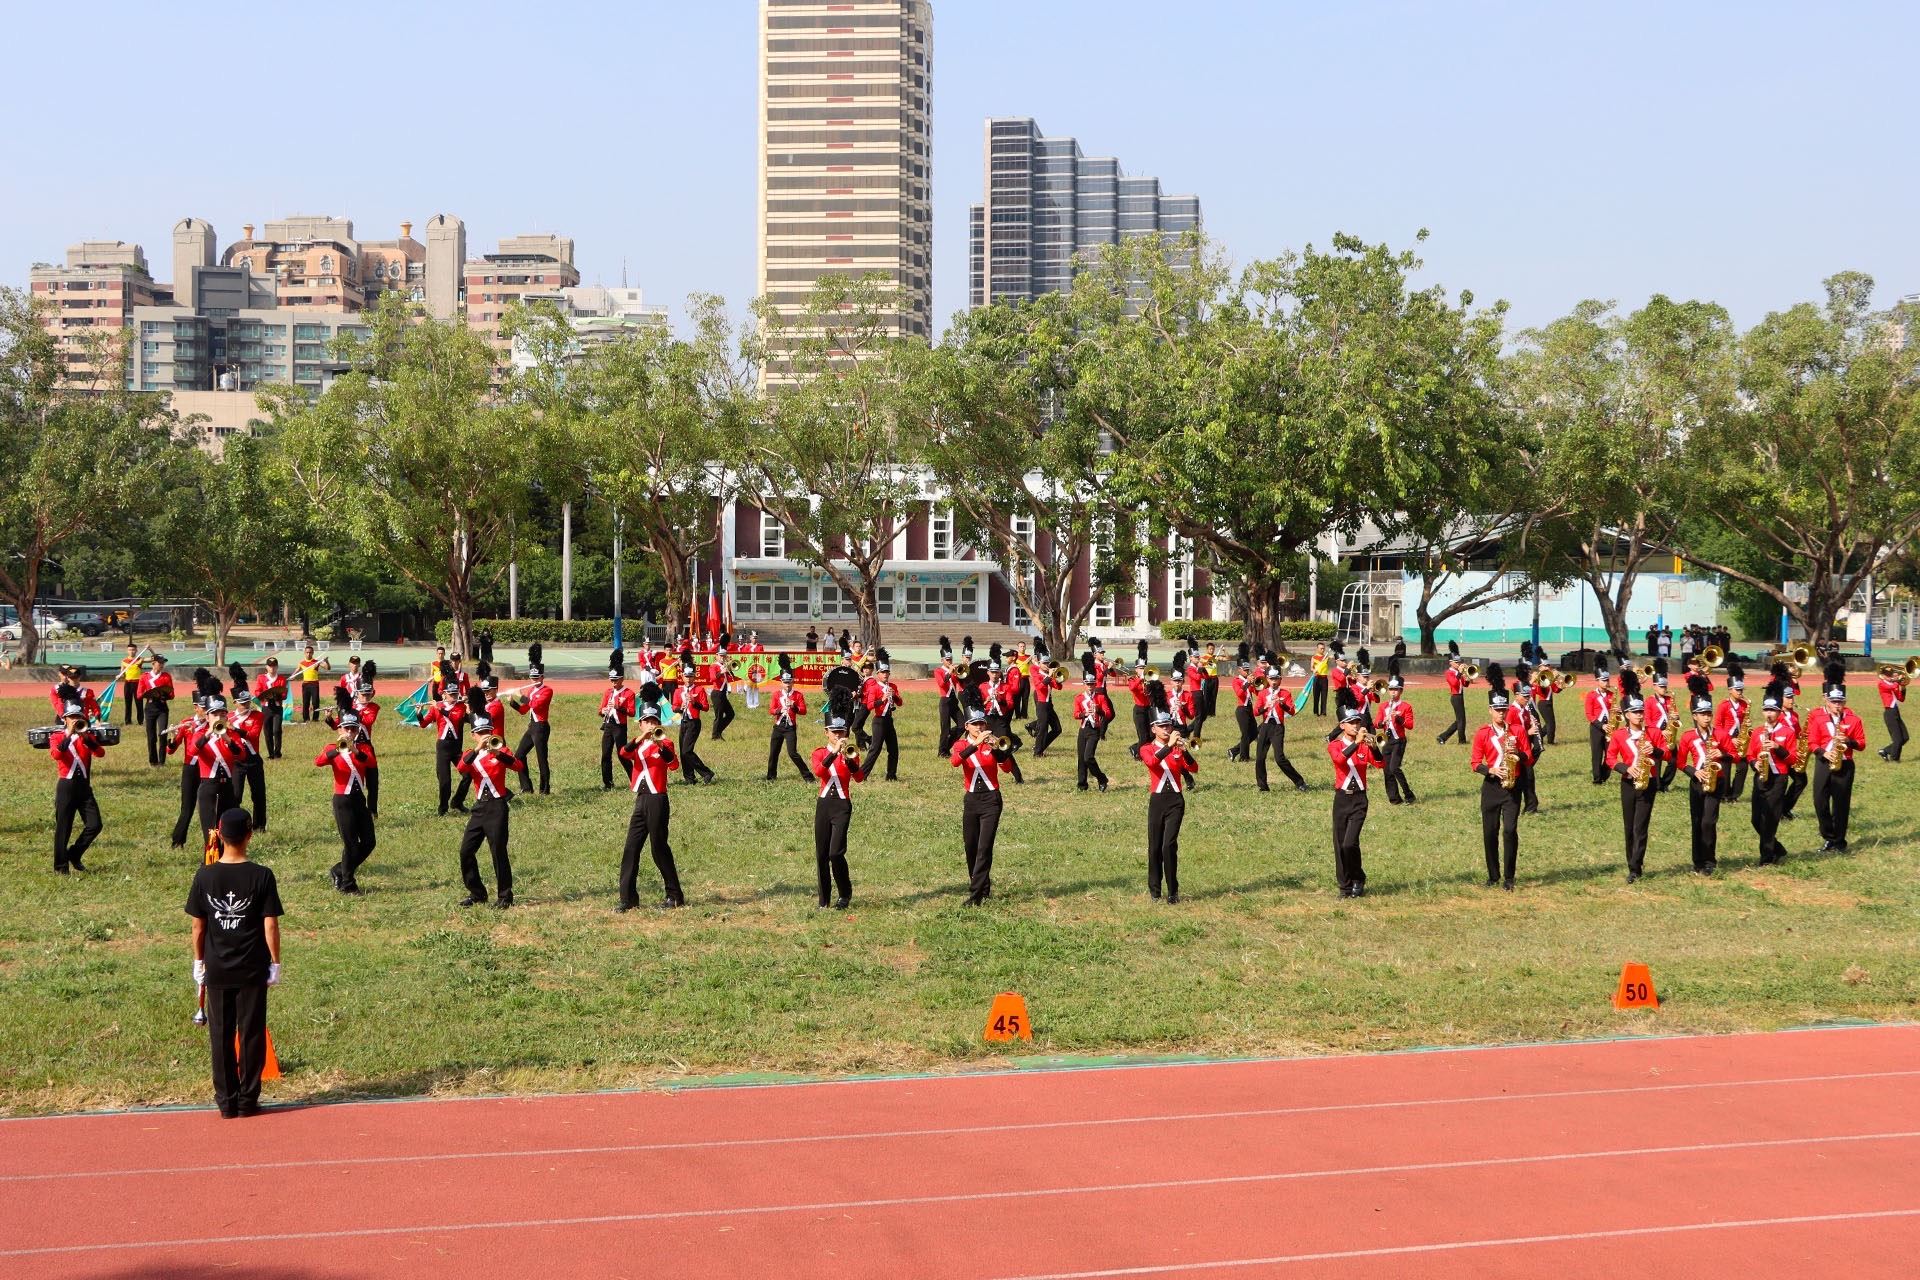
[1781,811,1796,821]
[237,1102,262,1118]
[1294,783,1310,793]
[1626,871,1640,883]
[54,864,69,875]
[1486,876,1499,887]
[1502,880,1515,892]
[454,803,469,814]
[1097,781,1108,793]
[459,895,485,908]
[615,903,636,914]
[963,893,983,907]
[1076,784,1088,791]
[1404,794,1418,804]
[656,897,683,910]
[1821,840,1836,853]
[834,896,850,910]
[220,1108,240,1119]
[437,808,449,817]
[68,858,86,873]
[329,865,343,891]
[341,882,362,895]
[1351,884,1366,897]
[492,896,513,910]
[1166,891,1179,904]
[1258,785,1271,793]
[1388,797,1403,805]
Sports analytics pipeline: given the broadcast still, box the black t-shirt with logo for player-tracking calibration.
[185,861,284,987]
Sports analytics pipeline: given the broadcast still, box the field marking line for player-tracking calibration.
[5,1128,1918,1258]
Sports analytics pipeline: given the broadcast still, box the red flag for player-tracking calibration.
[689,588,703,644]
[707,576,720,643]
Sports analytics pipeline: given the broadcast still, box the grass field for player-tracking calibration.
[1,687,1914,1115]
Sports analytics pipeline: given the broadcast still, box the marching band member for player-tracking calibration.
[1436,651,1470,745]
[1716,659,1751,799]
[1507,665,1542,814]
[316,712,377,894]
[765,659,809,781]
[1379,661,1417,804]
[139,653,175,766]
[450,670,506,810]
[1328,705,1383,898]
[427,644,449,697]
[51,664,102,722]
[598,649,635,791]
[326,666,381,817]
[1199,642,1222,732]
[616,706,683,911]
[810,715,867,908]
[335,655,361,704]
[189,688,252,849]
[1877,662,1907,763]
[419,684,470,815]
[1603,672,1667,883]
[1141,711,1197,902]
[251,656,289,759]
[1584,657,1615,785]
[1010,642,1032,721]
[1253,666,1307,793]
[672,669,718,785]
[1807,662,1867,854]
[508,647,553,795]
[292,643,329,722]
[1027,654,1064,759]
[1748,681,1798,865]
[1309,642,1330,717]
[227,668,269,832]
[1648,661,1678,792]
[951,710,1013,906]
[934,637,962,756]
[1124,646,1156,748]
[43,700,109,873]
[1677,675,1735,874]
[708,641,737,741]
[117,642,144,725]
[165,676,211,849]
[1535,663,1561,745]
[1227,648,1258,763]
[861,653,904,780]
[1168,667,1202,782]
[1073,661,1110,792]
[1470,680,1522,890]
[979,649,1024,783]
[453,689,525,909]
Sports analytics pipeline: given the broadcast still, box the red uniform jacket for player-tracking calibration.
[950,737,1011,791]
[50,685,101,720]
[511,684,554,723]
[1031,669,1060,704]
[167,717,207,758]
[1470,724,1523,777]
[617,737,677,793]
[674,684,710,720]
[1142,741,1197,793]
[1125,675,1154,709]
[137,670,175,704]
[1879,676,1906,710]
[599,686,637,727]
[768,687,806,724]
[1171,687,1199,723]
[421,702,468,743]
[1806,706,1867,763]
[315,743,376,796]
[1232,674,1256,708]
[1584,688,1613,724]
[1604,727,1669,775]
[1327,736,1383,790]
[192,730,251,781]
[811,746,867,798]
[1675,726,1739,780]
[49,728,107,780]
[863,679,902,717]
[456,746,524,799]
[1257,687,1297,724]
[1748,717,1799,773]
[933,666,957,699]
[1714,696,1748,738]
[229,708,265,752]
[1380,698,1415,740]
[1073,691,1106,728]
[253,670,289,705]
[1502,706,1538,761]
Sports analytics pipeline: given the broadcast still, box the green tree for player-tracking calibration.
[0,288,180,663]
[1509,295,1736,654]
[134,437,313,663]
[736,276,925,647]
[922,294,1147,658]
[1658,275,1920,641]
[283,295,520,655]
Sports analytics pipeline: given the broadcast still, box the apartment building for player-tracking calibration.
[757,0,933,380]
[26,242,165,384]
[464,233,581,351]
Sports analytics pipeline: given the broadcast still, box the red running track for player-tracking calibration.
[3,1025,1917,1279]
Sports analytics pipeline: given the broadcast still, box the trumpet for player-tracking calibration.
[995,734,1014,752]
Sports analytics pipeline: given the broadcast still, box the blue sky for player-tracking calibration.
[6,1,1914,335]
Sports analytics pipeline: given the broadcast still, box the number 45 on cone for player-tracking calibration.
[983,992,1033,1042]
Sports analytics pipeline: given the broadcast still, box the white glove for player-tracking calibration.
[193,959,207,986]
[267,963,281,986]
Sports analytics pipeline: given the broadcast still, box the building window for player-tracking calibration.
[929,508,952,560]
[1091,596,1116,629]
[903,584,977,619]
[1170,553,1193,621]
[820,584,894,620]
[743,584,807,618]
[760,517,785,559]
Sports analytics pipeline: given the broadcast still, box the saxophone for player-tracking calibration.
[1629,732,1655,791]
[1823,714,1848,768]
[1495,732,1520,790]
[1697,739,1721,793]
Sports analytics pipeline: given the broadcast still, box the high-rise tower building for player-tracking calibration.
[757,0,932,379]
[970,117,1200,309]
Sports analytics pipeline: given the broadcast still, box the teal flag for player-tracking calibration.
[395,679,432,727]
[95,682,116,722]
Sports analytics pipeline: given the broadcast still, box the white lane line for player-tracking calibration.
[991,1208,1920,1278]
[4,1066,1916,1185]
[3,1129,1917,1259]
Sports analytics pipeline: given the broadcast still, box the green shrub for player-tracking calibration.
[1278,620,1337,642]
[432,619,618,645]
[1158,620,1244,642]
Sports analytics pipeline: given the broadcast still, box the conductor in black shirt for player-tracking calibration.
[185,809,283,1118]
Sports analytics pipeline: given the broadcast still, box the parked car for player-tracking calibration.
[124,608,179,635]
[0,607,68,642]
[61,611,109,637]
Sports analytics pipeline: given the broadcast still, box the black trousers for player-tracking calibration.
[1131,704,1152,747]
[814,794,852,904]
[171,760,199,846]
[986,715,1024,782]
[437,738,463,813]
[1729,753,1750,801]
[1076,725,1108,788]
[1480,776,1518,883]
[1438,693,1467,743]
[766,721,805,779]
[963,789,1002,901]
[1540,699,1558,745]
[1687,777,1723,870]
[1884,706,1908,761]
[457,796,512,901]
[711,691,735,740]
[1311,679,1328,716]
[1031,703,1061,758]
[366,766,381,819]
[53,778,102,869]
[1255,722,1304,790]
[1187,705,1210,750]
[1618,775,1655,874]
[1812,756,1855,846]
[301,682,320,721]
[1383,736,1414,802]
[197,775,240,844]
[600,722,628,789]
[621,791,680,906]
[1331,787,1368,891]
[145,700,170,765]
[262,703,284,758]
[515,721,551,794]
[243,757,268,830]
[1147,790,1184,898]
[331,791,376,886]
[1751,770,1788,862]
[869,713,900,779]
[1013,684,1031,720]
[851,703,873,750]
[1231,706,1257,760]
[1518,758,1540,812]
[1782,767,1808,817]
[205,983,268,1114]
[938,696,959,755]
[1589,721,1610,784]
[123,679,139,724]
[678,718,714,783]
